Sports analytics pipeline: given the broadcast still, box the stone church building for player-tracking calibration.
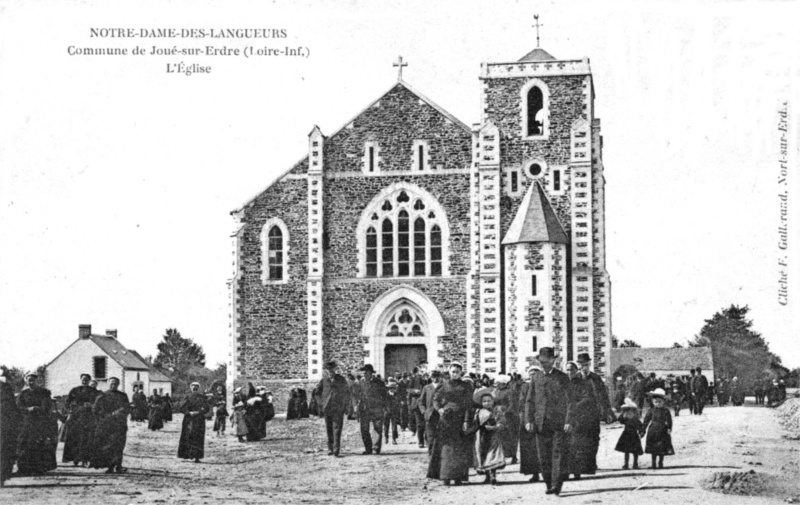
[228,44,612,396]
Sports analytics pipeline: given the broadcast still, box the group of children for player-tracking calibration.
[615,388,674,470]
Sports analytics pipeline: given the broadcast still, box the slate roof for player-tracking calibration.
[128,349,173,382]
[610,347,714,374]
[502,181,568,245]
[89,334,150,371]
[518,47,557,62]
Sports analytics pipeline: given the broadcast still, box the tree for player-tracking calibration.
[153,328,206,379]
[672,342,683,348]
[690,305,780,389]
[619,339,641,348]
[1,365,26,392]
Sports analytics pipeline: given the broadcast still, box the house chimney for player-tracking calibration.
[79,324,91,339]
[106,329,118,339]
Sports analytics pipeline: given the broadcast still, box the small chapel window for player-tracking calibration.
[531,275,537,296]
[553,169,561,191]
[369,147,375,172]
[412,140,429,171]
[511,171,519,193]
[527,86,544,136]
[268,226,284,280]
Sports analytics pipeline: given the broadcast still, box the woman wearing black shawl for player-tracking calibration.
[148,389,164,431]
[15,372,58,476]
[178,382,209,462]
[91,377,130,473]
[427,363,474,485]
[243,383,264,441]
[162,393,173,422]
[62,373,100,466]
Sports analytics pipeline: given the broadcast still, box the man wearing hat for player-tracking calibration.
[419,370,443,454]
[63,373,100,466]
[518,365,542,482]
[313,361,351,456]
[691,367,709,414]
[91,377,130,473]
[524,348,575,496]
[357,364,389,454]
[407,366,428,448]
[573,352,615,476]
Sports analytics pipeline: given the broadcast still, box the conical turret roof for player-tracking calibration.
[502,181,568,245]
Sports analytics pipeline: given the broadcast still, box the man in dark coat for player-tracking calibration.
[573,353,615,476]
[313,361,350,457]
[15,372,58,476]
[687,370,697,414]
[407,367,427,448]
[91,377,130,473]
[358,364,388,454]
[524,348,575,496]
[63,373,100,466]
[427,362,473,486]
[692,367,709,414]
[1,368,21,485]
[518,365,542,482]
[178,382,210,462]
[419,370,442,454]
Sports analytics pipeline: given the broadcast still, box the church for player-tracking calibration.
[227,41,612,396]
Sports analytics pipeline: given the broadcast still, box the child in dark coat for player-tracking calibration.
[213,401,228,437]
[640,389,675,469]
[615,398,643,469]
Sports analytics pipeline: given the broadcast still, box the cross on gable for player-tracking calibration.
[393,56,408,81]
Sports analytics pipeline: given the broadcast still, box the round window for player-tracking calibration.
[529,163,542,177]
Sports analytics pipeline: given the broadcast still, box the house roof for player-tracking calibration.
[89,334,150,371]
[231,79,470,214]
[502,181,568,245]
[610,347,714,374]
[518,47,557,62]
[128,349,173,382]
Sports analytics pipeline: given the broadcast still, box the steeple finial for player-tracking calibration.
[393,55,408,81]
[533,14,543,48]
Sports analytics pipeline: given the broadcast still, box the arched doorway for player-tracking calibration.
[362,285,444,377]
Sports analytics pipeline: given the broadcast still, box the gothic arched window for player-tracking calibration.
[260,218,289,283]
[358,184,449,278]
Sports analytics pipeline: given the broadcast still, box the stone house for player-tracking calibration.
[609,347,715,383]
[228,44,613,401]
[45,324,173,398]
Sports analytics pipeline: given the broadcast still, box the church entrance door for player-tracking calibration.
[384,345,427,376]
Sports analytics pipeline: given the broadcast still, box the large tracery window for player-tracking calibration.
[359,184,448,278]
[384,306,427,338]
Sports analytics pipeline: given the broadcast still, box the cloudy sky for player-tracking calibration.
[1,0,798,372]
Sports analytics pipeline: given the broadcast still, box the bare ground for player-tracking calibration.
[2,397,799,505]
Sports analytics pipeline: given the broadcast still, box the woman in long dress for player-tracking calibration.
[91,377,130,473]
[178,382,209,462]
[427,363,473,486]
[148,389,164,431]
[15,373,58,476]
[62,373,100,466]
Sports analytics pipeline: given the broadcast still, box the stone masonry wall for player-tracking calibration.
[238,178,309,380]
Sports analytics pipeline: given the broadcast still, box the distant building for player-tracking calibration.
[45,324,172,398]
[610,347,715,382]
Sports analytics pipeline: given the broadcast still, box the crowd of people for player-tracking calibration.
[0,355,792,495]
[0,369,231,485]
[308,348,687,496]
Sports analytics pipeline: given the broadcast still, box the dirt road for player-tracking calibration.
[2,398,798,504]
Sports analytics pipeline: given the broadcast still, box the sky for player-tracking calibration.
[1,0,799,372]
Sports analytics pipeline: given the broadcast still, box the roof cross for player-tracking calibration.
[533,14,543,48]
[393,56,408,81]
